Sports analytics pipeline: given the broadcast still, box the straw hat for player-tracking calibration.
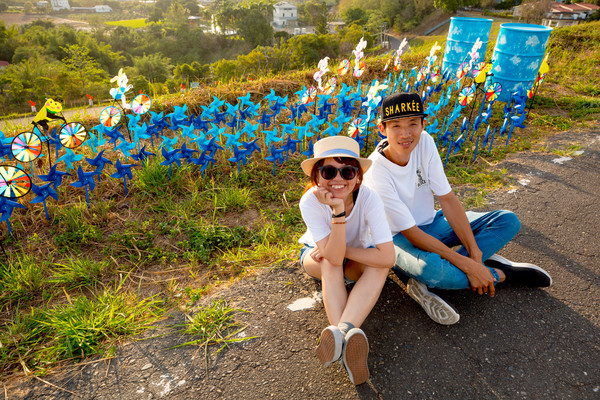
[301,136,372,176]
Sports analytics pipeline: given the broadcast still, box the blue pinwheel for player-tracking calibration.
[104,125,125,147]
[131,145,156,165]
[258,110,273,129]
[110,159,137,196]
[82,131,107,154]
[282,136,301,161]
[131,122,151,142]
[240,139,261,159]
[452,135,466,155]
[238,92,252,107]
[30,182,58,220]
[86,150,113,182]
[127,113,141,131]
[56,148,83,172]
[240,120,260,139]
[179,142,198,163]
[263,127,282,149]
[165,105,189,131]
[301,140,314,158]
[228,145,248,173]
[265,145,285,176]
[38,164,70,190]
[159,135,178,152]
[115,139,138,160]
[71,165,97,208]
[209,96,225,110]
[0,196,25,235]
[160,147,181,178]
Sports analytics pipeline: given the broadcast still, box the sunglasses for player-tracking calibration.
[318,165,359,180]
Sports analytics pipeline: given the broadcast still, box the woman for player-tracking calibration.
[298,135,395,385]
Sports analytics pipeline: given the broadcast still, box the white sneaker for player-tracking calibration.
[486,254,552,287]
[315,325,343,367]
[406,278,460,325]
[342,328,369,385]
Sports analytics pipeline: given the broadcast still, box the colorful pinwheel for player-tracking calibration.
[11,131,42,163]
[456,62,469,79]
[59,122,88,149]
[338,59,350,76]
[0,165,31,198]
[99,106,121,127]
[131,93,152,115]
[485,82,502,102]
[458,86,476,106]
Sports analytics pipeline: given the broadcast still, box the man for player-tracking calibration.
[363,92,552,325]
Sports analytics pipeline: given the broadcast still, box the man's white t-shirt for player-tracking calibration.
[363,131,452,234]
[298,185,392,248]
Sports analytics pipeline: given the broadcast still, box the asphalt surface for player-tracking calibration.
[4,127,600,399]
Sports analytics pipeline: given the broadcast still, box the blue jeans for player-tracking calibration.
[393,210,520,290]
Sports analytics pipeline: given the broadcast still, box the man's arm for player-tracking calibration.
[437,191,482,263]
[400,195,497,296]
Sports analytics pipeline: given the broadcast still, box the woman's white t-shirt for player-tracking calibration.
[298,185,392,248]
[363,131,452,234]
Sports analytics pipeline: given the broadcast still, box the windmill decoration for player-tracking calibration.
[0,35,553,236]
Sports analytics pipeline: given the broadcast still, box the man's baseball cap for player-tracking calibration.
[380,92,425,122]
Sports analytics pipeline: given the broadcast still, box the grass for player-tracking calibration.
[0,19,598,379]
[173,299,256,362]
[105,19,148,28]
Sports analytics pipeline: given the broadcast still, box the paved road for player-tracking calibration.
[5,128,600,399]
[0,106,105,134]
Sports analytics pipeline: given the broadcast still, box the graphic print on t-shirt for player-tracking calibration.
[416,166,427,189]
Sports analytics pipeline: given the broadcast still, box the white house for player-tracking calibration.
[94,5,112,12]
[542,2,599,27]
[273,2,297,28]
[513,1,599,27]
[50,0,70,10]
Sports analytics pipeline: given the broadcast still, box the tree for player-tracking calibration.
[133,53,172,83]
[517,0,553,23]
[433,0,479,13]
[237,8,273,47]
[147,7,164,23]
[300,0,329,35]
[61,44,107,96]
[165,2,190,28]
[341,7,368,26]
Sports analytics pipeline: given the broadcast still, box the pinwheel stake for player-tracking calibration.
[110,159,136,196]
[160,147,182,178]
[71,165,97,209]
[0,196,26,236]
[265,145,285,176]
[131,145,156,166]
[30,182,58,221]
[85,150,113,182]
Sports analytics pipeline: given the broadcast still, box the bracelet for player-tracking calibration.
[332,220,346,224]
[332,211,346,218]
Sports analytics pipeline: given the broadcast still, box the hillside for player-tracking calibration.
[0,19,599,390]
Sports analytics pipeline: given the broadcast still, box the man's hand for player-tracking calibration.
[462,257,497,297]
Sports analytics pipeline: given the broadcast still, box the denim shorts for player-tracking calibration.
[299,245,356,285]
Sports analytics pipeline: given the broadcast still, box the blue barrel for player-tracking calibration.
[442,17,493,75]
[490,23,553,102]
